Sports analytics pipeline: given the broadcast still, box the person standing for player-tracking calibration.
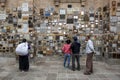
[62,39,71,68]
[71,36,81,71]
[84,36,95,75]
[18,39,30,72]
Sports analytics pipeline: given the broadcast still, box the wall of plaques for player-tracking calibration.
[0,0,120,61]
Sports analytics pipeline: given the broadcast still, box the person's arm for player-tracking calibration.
[70,43,73,50]
[62,45,65,52]
[28,43,31,49]
[70,43,74,54]
[79,43,81,48]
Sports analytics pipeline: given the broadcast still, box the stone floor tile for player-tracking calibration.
[0,68,4,72]
[48,69,58,74]
[67,73,78,78]
[96,74,107,78]
[77,74,89,79]
[17,72,29,77]
[87,74,100,78]
[57,78,68,80]
[0,56,120,80]
[88,78,105,80]
[0,72,10,77]
[58,69,67,73]
[34,77,47,80]
[77,78,89,80]
[0,77,4,80]
[106,78,120,80]
[68,78,78,80]
[116,74,120,78]
[57,73,67,78]
[2,74,13,80]
[105,74,118,78]
[46,73,57,80]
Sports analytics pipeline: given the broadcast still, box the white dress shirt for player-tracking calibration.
[85,39,95,54]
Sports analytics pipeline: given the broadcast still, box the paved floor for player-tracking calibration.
[0,55,120,80]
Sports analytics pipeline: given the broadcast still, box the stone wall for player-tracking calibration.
[5,0,110,13]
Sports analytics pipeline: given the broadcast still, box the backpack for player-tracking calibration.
[15,42,28,55]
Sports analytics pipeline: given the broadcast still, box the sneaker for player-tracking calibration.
[23,70,29,72]
[84,72,91,75]
[90,71,93,73]
[63,64,66,67]
[67,65,70,68]
[77,68,80,71]
[19,69,23,72]
[72,68,75,71]
[77,67,80,71]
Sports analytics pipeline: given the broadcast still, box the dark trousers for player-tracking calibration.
[19,55,29,71]
[85,53,93,73]
[72,54,80,70]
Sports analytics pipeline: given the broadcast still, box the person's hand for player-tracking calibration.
[93,51,96,54]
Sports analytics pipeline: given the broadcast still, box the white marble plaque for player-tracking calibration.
[22,3,29,12]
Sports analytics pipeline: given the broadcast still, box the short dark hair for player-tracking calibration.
[22,39,27,42]
[87,35,90,39]
[66,40,71,44]
[73,36,77,41]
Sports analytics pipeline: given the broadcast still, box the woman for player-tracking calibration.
[18,39,30,72]
[62,39,71,68]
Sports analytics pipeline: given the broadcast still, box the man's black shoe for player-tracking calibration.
[84,72,91,75]
[77,68,80,71]
[72,68,75,71]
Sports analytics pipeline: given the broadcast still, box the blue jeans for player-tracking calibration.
[64,54,71,67]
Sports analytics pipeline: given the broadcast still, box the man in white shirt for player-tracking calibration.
[84,36,95,75]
